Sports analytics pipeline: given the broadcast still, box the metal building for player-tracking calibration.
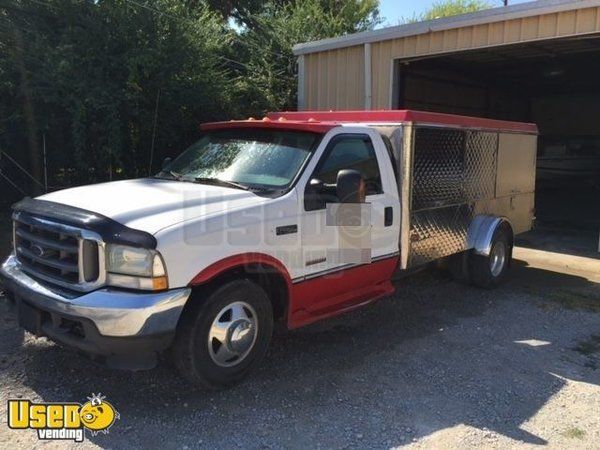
[293,0,600,227]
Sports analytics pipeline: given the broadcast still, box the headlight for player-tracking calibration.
[106,244,168,291]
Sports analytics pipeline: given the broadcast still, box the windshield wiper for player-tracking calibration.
[168,170,185,180]
[194,177,250,191]
[154,170,185,181]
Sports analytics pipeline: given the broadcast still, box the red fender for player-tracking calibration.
[189,253,293,288]
[188,253,398,330]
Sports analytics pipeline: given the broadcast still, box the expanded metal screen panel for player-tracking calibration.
[409,127,499,266]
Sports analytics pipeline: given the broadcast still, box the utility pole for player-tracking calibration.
[43,133,48,192]
[148,88,161,176]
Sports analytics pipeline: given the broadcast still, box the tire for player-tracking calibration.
[172,279,273,389]
[447,251,470,283]
[468,226,512,289]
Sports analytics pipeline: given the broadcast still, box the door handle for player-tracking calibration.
[276,224,298,236]
[384,207,393,227]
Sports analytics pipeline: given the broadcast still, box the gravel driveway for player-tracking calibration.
[1,227,599,449]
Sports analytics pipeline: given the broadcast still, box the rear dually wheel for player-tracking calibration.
[468,225,512,289]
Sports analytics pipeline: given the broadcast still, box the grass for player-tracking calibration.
[561,426,586,440]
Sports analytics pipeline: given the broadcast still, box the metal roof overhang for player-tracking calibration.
[425,33,600,64]
[293,0,600,55]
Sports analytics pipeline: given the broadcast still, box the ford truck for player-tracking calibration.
[0,110,537,388]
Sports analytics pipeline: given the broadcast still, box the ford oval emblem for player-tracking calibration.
[30,244,45,258]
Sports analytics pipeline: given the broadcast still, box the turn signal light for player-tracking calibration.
[152,276,168,291]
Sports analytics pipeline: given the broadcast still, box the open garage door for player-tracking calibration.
[392,35,600,230]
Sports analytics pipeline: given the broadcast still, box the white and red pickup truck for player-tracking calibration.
[1,110,537,388]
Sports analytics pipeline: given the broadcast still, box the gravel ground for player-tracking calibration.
[0,227,599,449]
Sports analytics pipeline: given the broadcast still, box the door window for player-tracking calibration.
[314,135,383,195]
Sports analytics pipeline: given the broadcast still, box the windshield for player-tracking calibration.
[156,129,320,190]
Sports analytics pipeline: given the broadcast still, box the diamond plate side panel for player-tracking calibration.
[465,131,498,201]
[409,204,473,266]
[411,128,465,211]
[408,128,499,267]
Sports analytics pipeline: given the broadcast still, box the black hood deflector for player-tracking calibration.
[13,198,157,249]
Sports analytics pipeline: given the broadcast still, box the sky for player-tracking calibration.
[377,0,531,28]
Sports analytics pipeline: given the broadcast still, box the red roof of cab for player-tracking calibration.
[200,117,336,133]
[200,110,538,134]
[268,110,538,134]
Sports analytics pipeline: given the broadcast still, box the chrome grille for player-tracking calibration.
[13,213,105,291]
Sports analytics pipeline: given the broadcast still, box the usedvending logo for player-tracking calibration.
[8,393,119,442]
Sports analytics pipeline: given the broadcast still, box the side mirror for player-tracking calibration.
[161,157,172,170]
[309,178,325,194]
[336,169,366,204]
[305,178,336,211]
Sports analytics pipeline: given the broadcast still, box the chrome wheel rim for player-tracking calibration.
[490,242,507,277]
[208,301,258,367]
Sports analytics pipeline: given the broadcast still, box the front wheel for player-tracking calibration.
[468,227,512,289]
[172,279,273,389]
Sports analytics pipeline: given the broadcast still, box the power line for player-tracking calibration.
[0,150,45,188]
[3,0,278,74]
[125,0,188,23]
[123,0,287,60]
[0,170,27,195]
[124,0,257,69]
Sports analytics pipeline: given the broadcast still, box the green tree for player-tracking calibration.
[232,0,380,114]
[0,0,233,192]
[205,0,379,29]
[0,0,379,202]
[414,0,492,22]
[204,0,266,26]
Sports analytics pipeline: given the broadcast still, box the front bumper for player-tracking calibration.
[0,254,191,369]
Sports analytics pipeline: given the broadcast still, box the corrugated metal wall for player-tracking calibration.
[301,6,600,110]
[304,46,365,110]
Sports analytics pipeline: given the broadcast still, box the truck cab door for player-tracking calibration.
[294,127,400,320]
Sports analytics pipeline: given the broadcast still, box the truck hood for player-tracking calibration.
[37,178,269,235]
